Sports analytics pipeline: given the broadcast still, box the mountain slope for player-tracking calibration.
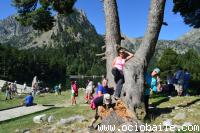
[121,28,200,56]
[0,10,102,49]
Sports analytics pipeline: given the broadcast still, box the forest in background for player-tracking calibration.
[0,43,106,89]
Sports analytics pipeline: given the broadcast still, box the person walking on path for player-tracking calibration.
[112,48,134,100]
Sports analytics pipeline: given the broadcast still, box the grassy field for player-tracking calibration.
[0,89,94,133]
[0,90,200,133]
[0,106,94,133]
[0,90,85,110]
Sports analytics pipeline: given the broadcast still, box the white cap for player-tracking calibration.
[103,94,111,105]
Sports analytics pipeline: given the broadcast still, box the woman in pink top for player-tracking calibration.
[112,49,134,100]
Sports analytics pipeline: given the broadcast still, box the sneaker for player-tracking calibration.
[113,96,120,100]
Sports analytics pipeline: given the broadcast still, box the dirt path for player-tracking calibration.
[0,105,52,122]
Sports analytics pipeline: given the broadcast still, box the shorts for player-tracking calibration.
[174,84,183,93]
[86,88,92,94]
[71,92,75,97]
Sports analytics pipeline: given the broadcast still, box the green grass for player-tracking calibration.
[0,105,94,133]
[149,96,200,127]
[1,90,200,133]
[0,89,93,133]
[0,90,85,110]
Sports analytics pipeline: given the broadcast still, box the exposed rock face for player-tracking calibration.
[33,114,47,124]
[121,28,200,57]
[1,10,200,56]
[0,9,102,49]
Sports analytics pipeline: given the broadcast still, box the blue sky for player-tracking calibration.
[0,0,191,40]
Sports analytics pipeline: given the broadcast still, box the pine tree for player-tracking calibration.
[12,0,77,30]
[173,0,200,28]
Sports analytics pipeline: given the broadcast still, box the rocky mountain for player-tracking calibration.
[1,9,200,56]
[0,9,102,49]
[121,28,200,57]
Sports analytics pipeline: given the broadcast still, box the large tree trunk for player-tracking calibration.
[104,0,121,87]
[121,0,166,120]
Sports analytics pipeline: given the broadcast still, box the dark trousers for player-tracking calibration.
[144,95,150,115]
[112,68,124,97]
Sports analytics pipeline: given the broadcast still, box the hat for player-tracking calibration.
[153,68,160,74]
[103,94,112,105]
[119,49,125,53]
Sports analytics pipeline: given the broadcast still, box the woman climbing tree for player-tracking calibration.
[112,49,134,100]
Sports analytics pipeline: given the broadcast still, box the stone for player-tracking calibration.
[174,106,180,110]
[48,126,57,133]
[57,115,85,126]
[15,129,20,133]
[33,114,47,124]
[22,128,30,133]
[182,122,193,126]
[48,115,56,123]
[173,113,186,120]
[174,125,182,130]
[163,119,173,127]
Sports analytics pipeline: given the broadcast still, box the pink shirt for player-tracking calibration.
[114,57,125,71]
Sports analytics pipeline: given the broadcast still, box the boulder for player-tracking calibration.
[33,114,47,124]
[163,119,173,127]
[173,113,186,120]
[48,115,56,123]
[22,128,30,133]
[57,115,85,126]
[182,122,193,126]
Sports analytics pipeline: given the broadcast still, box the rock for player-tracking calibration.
[57,115,85,126]
[187,109,194,112]
[174,125,182,130]
[48,126,57,133]
[163,119,173,127]
[182,122,193,126]
[174,106,180,110]
[48,115,56,123]
[15,129,20,133]
[22,128,30,133]
[173,113,186,120]
[33,114,47,124]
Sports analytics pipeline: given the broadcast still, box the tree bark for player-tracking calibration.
[104,0,121,87]
[121,0,166,120]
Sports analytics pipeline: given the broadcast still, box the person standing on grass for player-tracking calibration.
[32,83,37,97]
[23,82,27,93]
[71,81,78,105]
[58,83,62,95]
[167,71,174,97]
[144,68,161,117]
[85,80,94,104]
[112,48,134,100]
[174,67,184,96]
[5,82,12,100]
[183,69,190,96]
